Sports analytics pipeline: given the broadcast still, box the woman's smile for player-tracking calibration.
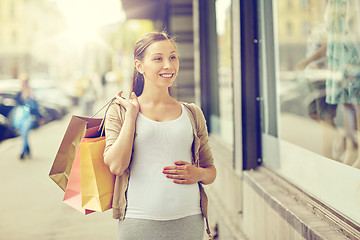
[159,73,174,78]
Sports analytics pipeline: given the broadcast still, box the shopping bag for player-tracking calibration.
[80,135,115,212]
[10,105,31,130]
[49,116,102,191]
[62,138,95,215]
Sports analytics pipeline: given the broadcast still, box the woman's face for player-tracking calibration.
[136,39,179,90]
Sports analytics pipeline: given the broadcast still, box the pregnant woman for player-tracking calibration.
[104,31,216,240]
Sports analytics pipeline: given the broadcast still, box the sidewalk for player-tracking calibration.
[0,99,119,239]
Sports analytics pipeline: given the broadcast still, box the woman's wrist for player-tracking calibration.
[198,167,206,183]
[124,110,138,122]
[199,166,216,185]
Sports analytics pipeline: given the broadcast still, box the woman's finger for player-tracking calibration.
[130,92,140,106]
[165,174,185,179]
[174,161,190,166]
[163,169,181,174]
[173,179,188,184]
[115,91,136,108]
[163,166,177,171]
[114,95,126,106]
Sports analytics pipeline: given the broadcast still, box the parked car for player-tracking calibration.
[0,93,18,117]
[0,113,16,141]
[0,78,73,141]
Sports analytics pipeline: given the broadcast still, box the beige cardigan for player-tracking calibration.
[104,102,214,236]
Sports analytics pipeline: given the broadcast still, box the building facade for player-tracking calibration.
[0,0,66,79]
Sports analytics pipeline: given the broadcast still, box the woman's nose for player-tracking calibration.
[163,59,171,69]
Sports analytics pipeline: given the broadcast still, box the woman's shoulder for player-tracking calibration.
[181,102,206,126]
[181,102,203,115]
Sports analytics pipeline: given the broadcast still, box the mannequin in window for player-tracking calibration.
[325,0,360,168]
[296,0,344,161]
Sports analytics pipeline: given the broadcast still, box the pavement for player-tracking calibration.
[0,80,213,240]
[0,96,119,240]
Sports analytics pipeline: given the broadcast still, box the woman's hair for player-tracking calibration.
[131,31,176,97]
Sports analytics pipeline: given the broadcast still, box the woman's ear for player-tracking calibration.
[135,60,143,74]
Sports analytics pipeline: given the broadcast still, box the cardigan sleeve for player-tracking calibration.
[103,103,124,157]
[192,104,215,168]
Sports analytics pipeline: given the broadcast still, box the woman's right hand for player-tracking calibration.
[114,91,140,120]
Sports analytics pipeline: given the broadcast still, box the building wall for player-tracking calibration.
[0,0,65,79]
[206,142,356,239]
[206,134,360,239]
[168,0,195,103]
[194,0,360,239]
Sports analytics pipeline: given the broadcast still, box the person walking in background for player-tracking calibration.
[13,73,44,160]
[104,32,217,240]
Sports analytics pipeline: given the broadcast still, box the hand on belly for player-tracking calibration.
[163,161,204,184]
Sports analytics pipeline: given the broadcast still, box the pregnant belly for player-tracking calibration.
[126,177,201,220]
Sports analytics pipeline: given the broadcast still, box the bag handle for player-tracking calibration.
[90,97,116,119]
[89,97,116,137]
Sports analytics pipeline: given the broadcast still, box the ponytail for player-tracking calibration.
[131,69,144,97]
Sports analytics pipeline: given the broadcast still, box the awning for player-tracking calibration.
[121,0,167,20]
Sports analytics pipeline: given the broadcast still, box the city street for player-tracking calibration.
[0,107,118,240]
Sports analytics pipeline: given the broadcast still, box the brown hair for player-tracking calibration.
[131,31,176,97]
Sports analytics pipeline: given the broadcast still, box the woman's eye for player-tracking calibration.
[170,55,177,60]
[154,57,162,61]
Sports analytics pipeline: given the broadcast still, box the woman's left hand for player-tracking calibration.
[163,161,204,184]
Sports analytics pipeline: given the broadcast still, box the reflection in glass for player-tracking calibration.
[277,0,360,169]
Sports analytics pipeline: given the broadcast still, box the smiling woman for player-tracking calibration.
[103,32,216,239]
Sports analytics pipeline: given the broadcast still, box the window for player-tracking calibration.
[214,0,234,145]
[10,1,15,18]
[12,31,17,44]
[301,0,308,9]
[260,0,360,224]
[287,0,292,9]
[302,21,309,36]
[286,21,293,36]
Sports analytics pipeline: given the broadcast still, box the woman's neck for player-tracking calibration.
[139,88,174,105]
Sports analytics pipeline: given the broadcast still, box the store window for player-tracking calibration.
[260,0,360,224]
[10,1,15,18]
[12,31,17,44]
[214,0,234,145]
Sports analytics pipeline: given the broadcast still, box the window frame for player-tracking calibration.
[240,0,262,170]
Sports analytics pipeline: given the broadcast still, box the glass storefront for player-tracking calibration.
[214,0,234,145]
[278,0,360,168]
[261,0,360,224]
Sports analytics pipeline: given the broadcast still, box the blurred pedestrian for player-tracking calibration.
[104,32,216,240]
[78,74,100,117]
[13,73,44,160]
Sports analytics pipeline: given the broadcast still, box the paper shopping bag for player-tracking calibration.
[62,138,102,215]
[49,116,103,191]
[80,136,115,212]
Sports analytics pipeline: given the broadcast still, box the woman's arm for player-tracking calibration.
[104,92,139,176]
[296,43,327,70]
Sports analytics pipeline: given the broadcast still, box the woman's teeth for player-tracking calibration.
[160,73,173,78]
